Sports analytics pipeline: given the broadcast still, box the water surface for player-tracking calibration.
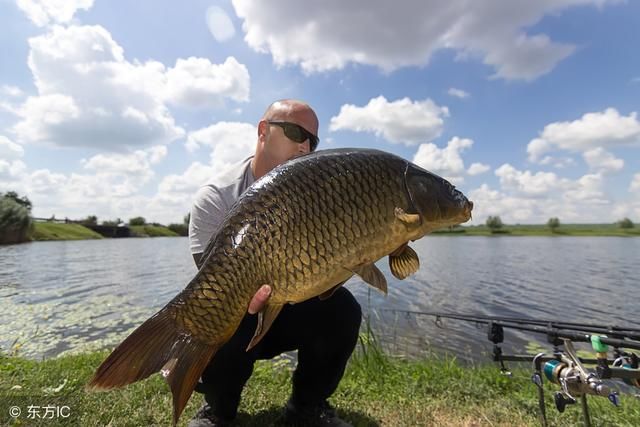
[1,236,637,360]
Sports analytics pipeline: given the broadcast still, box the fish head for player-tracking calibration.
[405,162,473,227]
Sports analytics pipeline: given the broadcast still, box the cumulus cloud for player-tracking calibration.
[527,108,640,162]
[467,162,490,175]
[12,25,250,150]
[448,88,469,99]
[495,164,563,197]
[0,160,27,181]
[583,147,624,173]
[412,137,473,184]
[231,0,617,79]
[329,96,449,145]
[164,57,249,107]
[206,6,236,42]
[469,164,612,225]
[0,136,25,160]
[186,121,256,177]
[17,0,93,27]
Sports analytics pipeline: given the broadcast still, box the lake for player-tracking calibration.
[1,236,637,361]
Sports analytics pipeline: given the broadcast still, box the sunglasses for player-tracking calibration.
[268,121,319,151]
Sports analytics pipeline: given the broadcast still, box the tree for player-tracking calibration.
[129,216,146,226]
[547,217,560,232]
[184,212,190,225]
[168,223,188,236]
[81,215,98,226]
[486,216,503,231]
[0,197,33,244]
[2,191,32,211]
[617,218,634,229]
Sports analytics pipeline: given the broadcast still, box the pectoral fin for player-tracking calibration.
[349,264,387,295]
[394,207,421,226]
[389,245,420,280]
[246,303,284,351]
[319,279,349,301]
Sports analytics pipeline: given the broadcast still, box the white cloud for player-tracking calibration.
[0,136,25,160]
[495,163,565,197]
[17,0,93,27]
[583,147,624,173]
[412,137,473,184]
[232,0,618,80]
[0,160,27,181]
[186,121,256,176]
[165,57,249,107]
[12,25,251,150]
[448,88,469,99]
[630,174,640,192]
[467,162,490,175]
[329,96,448,145]
[1,85,24,97]
[469,164,612,225]
[206,6,236,42]
[527,108,640,162]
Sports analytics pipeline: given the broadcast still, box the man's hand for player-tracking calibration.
[248,285,271,314]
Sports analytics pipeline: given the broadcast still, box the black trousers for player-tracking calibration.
[194,287,362,420]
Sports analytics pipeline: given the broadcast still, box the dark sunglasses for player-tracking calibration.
[268,121,319,151]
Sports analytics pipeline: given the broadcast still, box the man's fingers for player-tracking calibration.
[248,285,271,314]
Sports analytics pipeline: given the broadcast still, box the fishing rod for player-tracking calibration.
[377,308,640,427]
[379,309,640,339]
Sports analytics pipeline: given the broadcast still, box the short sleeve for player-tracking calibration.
[189,185,229,255]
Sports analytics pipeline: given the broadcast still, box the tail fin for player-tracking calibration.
[87,307,218,425]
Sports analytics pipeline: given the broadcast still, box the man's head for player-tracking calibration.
[253,99,319,179]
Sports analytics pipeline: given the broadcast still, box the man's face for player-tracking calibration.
[258,107,319,172]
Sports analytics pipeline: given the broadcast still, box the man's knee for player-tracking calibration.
[330,288,362,336]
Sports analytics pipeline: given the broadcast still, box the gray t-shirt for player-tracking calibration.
[189,156,255,255]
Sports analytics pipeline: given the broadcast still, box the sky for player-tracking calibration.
[0,0,639,225]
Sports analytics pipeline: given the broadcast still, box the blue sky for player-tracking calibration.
[0,0,639,224]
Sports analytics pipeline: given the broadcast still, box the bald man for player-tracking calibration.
[188,100,360,427]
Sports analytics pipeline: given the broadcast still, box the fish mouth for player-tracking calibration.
[464,200,474,221]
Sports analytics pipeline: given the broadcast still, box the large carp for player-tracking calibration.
[88,148,473,424]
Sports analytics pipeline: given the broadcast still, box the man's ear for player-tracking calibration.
[257,119,269,141]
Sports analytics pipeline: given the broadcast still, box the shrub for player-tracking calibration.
[617,218,634,229]
[0,197,33,244]
[547,217,560,231]
[486,216,503,231]
[129,216,146,226]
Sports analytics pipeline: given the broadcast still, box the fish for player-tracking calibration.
[87,148,473,425]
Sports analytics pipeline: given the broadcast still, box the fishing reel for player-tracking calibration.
[612,351,640,388]
[533,339,620,413]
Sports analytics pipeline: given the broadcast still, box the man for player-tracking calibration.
[188,99,361,427]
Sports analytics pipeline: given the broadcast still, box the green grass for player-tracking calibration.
[129,225,179,237]
[433,223,640,237]
[2,343,638,426]
[31,223,103,241]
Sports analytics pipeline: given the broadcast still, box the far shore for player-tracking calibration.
[27,221,187,242]
[14,221,639,243]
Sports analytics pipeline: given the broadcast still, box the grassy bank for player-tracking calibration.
[129,225,179,237]
[31,222,103,241]
[434,223,640,237]
[1,346,638,426]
